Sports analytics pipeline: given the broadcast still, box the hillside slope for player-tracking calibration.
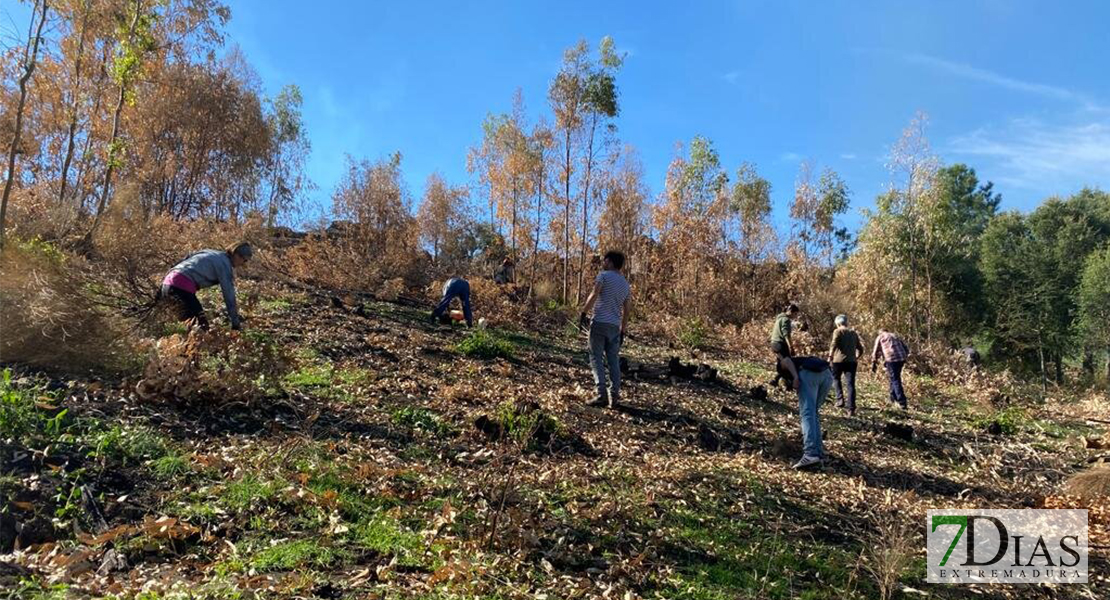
[2,283,1108,600]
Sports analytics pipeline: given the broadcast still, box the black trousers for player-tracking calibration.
[832,362,857,411]
[160,284,209,330]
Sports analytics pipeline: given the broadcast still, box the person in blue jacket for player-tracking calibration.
[431,277,473,327]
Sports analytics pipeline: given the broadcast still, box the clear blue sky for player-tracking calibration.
[7,1,1110,230]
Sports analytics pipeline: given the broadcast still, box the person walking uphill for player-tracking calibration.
[776,355,833,469]
[160,242,252,330]
[872,328,910,409]
[580,251,631,409]
[827,315,864,416]
[769,303,800,388]
[431,277,473,327]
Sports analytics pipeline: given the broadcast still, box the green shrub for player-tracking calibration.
[455,329,514,360]
[152,452,191,480]
[973,406,1027,434]
[391,406,450,436]
[498,401,560,447]
[0,370,69,444]
[90,425,171,465]
[677,317,710,350]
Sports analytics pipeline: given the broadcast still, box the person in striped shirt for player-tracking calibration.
[579,251,632,408]
[871,328,910,409]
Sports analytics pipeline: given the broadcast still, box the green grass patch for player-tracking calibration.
[391,406,451,436]
[90,425,173,466]
[283,364,334,388]
[282,362,371,402]
[971,405,1027,434]
[6,578,69,600]
[717,360,768,380]
[220,475,280,512]
[350,513,426,566]
[173,496,219,524]
[258,298,293,313]
[305,470,389,520]
[455,330,515,360]
[251,538,348,571]
[151,452,191,480]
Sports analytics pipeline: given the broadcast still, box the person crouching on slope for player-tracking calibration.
[160,242,252,330]
[776,355,833,469]
[431,277,473,327]
[579,251,632,409]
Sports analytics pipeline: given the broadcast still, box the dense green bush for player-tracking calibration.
[678,317,710,350]
[455,329,514,359]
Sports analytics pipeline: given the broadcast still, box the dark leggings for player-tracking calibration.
[832,362,857,411]
[160,284,209,330]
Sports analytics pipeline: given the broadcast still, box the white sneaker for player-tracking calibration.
[792,455,823,469]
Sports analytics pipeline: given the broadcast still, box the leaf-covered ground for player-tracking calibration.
[3,284,1108,600]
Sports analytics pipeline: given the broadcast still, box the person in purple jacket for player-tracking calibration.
[871,328,910,409]
[160,242,252,330]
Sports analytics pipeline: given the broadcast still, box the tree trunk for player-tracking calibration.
[74,47,109,216]
[58,0,91,212]
[530,155,544,300]
[88,2,143,240]
[1054,352,1064,384]
[266,155,283,227]
[511,185,517,257]
[0,0,49,250]
[1038,336,1047,399]
[576,114,598,304]
[1105,347,1109,391]
[562,129,571,304]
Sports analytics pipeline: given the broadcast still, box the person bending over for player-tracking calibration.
[431,277,473,327]
[160,242,252,330]
[777,355,833,469]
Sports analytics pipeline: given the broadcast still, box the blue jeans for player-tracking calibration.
[432,279,472,326]
[797,368,832,459]
[589,322,622,400]
[885,361,907,407]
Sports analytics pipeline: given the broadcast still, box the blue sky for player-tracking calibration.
[7,1,1109,231]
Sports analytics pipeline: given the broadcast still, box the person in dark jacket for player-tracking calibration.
[431,277,473,327]
[827,314,864,416]
[777,355,833,469]
[160,242,252,330]
[493,257,515,284]
[768,303,800,388]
